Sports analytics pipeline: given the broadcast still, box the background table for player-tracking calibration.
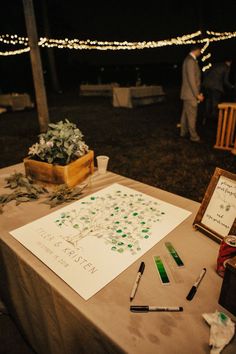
[0,93,33,111]
[0,163,235,354]
[113,85,165,108]
[80,83,119,97]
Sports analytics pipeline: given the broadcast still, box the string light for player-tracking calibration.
[206,30,236,36]
[40,30,202,50]
[0,30,202,54]
[0,47,30,56]
[200,38,210,53]
[0,34,28,46]
[0,30,235,56]
[199,38,212,72]
[202,53,211,62]
[202,63,212,72]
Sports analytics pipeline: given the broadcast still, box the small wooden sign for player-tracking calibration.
[193,167,236,243]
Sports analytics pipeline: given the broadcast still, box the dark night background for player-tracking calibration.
[1,0,236,93]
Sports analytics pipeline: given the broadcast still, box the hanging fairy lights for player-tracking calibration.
[0,33,29,56]
[0,30,202,53]
[0,37,46,56]
[0,47,30,56]
[206,30,236,38]
[0,34,28,45]
[202,63,212,72]
[0,29,235,56]
[202,53,211,62]
[199,38,212,72]
[201,52,212,72]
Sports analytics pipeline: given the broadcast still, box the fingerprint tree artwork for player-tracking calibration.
[55,188,166,255]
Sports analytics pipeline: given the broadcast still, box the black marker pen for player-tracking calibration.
[130,261,145,301]
[130,306,183,312]
[186,268,206,301]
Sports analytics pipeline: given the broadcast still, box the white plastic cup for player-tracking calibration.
[96,155,109,174]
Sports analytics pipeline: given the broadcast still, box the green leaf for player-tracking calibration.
[16,196,31,202]
[26,119,89,165]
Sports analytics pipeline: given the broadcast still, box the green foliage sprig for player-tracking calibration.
[0,172,86,213]
[28,119,89,165]
[0,172,48,213]
[43,184,86,208]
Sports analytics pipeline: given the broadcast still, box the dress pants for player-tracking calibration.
[180,99,200,141]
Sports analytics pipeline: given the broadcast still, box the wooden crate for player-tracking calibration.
[24,150,94,187]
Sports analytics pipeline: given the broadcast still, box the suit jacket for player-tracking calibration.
[180,54,201,101]
[202,62,232,93]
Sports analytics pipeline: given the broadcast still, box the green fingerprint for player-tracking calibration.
[154,256,170,284]
[165,242,184,267]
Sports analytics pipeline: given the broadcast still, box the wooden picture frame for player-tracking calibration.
[193,167,236,243]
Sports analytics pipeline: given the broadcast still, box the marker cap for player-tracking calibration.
[138,262,145,274]
[186,286,197,301]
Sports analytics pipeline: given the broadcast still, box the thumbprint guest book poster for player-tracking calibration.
[10,183,191,300]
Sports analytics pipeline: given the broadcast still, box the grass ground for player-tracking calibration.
[0,86,235,202]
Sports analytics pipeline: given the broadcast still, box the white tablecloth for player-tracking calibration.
[0,164,235,354]
[80,83,119,97]
[0,93,33,111]
[113,85,165,108]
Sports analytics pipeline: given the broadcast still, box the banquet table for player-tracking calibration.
[0,163,235,354]
[80,83,119,97]
[0,93,33,111]
[113,85,165,108]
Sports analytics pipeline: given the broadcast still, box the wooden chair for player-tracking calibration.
[215,102,236,152]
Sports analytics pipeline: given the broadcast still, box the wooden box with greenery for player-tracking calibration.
[24,119,94,187]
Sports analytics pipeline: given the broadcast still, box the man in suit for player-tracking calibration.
[202,59,234,122]
[180,45,204,142]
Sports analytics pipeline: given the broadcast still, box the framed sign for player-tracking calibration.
[193,168,236,243]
